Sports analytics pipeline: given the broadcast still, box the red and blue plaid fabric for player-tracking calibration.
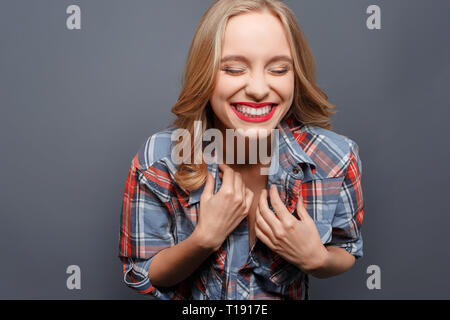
[119,115,364,299]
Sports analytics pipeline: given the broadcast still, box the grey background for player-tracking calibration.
[1,0,449,299]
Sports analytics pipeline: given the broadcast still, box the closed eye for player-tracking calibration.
[271,69,288,74]
[221,67,289,75]
[222,68,244,74]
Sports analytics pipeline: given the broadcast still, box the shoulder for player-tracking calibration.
[296,124,361,178]
[132,126,178,172]
[303,125,359,153]
[129,126,180,201]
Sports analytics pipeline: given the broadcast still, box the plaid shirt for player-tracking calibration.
[118,116,364,300]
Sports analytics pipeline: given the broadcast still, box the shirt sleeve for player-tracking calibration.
[118,158,181,299]
[327,140,365,259]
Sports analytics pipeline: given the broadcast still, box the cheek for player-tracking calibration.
[216,75,243,97]
[274,76,295,101]
[211,76,242,112]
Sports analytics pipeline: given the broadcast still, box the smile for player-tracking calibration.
[230,103,278,122]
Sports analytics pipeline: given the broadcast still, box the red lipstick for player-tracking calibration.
[230,102,278,123]
[231,102,276,108]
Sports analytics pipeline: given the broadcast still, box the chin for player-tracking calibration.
[226,120,280,143]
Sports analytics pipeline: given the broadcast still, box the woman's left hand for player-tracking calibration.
[255,184,329,273]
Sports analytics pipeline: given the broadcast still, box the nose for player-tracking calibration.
[244,71,270,101]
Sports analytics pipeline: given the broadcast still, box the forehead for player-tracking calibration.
[222,10,292,58]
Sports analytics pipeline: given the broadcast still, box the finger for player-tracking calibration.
[255,206,275,241]
[233,172,244,204]
[255,212,275,250]
[243,188,254,214]
[269,184,292,223]
[296,193,309,220]
[258,189,281,228]
[241,176,246,206]
[201,172,215,201]
[218,163,234,193]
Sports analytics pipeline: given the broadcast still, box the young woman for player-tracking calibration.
[119,0,364,300]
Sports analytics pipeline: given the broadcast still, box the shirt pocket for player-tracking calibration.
[301,176,344,244]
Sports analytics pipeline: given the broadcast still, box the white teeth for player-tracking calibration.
[234,104,273,117]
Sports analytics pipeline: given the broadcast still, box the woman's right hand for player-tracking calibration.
[194,163,254,251]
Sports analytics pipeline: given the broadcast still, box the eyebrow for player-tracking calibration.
[220,54,293,65]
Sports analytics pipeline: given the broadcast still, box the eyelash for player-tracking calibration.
[222,67,289,75]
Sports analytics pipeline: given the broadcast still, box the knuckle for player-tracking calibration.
[284,221,295,231]
[272,237,280,247]
[222,188,233,197]
[273,228,284,240]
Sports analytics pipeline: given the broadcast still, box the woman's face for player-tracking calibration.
[210,9,295,137]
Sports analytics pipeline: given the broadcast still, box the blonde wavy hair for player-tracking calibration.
[168,0,336,191]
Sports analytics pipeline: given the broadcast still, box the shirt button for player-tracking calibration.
[292,167,299,174]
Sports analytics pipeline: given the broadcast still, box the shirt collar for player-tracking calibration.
[186,115,317,206]
[277,115,317,178]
